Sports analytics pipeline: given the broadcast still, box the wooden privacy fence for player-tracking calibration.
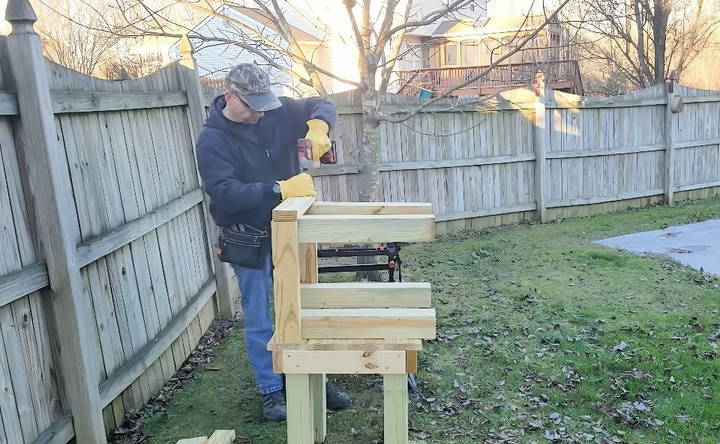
[335,83,719,229]
[0,5,236,443]
[201,76,720,232]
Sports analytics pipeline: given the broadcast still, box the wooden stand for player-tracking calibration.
[268,198,436,444]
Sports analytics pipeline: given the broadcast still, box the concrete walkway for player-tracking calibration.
[595,219,720,276]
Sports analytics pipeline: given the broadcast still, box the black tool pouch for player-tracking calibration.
[215,224,269,269]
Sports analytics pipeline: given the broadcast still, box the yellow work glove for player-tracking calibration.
[305,119,331,160]
[276,173,316,200]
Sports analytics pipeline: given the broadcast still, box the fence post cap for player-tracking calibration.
[5,0,37,23]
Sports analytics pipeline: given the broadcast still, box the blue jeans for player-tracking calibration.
[232,250,284,395]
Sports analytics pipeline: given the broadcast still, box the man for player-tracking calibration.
[196,63,350,420]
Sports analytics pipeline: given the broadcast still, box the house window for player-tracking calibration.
[461,40,478,66]
[444,43,458,66]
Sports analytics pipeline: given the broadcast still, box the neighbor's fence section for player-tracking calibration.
[0,7,235,443]
[203,79,720,232]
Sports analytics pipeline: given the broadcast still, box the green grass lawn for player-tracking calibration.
[140,197,720,443]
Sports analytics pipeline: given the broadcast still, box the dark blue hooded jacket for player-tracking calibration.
[196,95,336,229]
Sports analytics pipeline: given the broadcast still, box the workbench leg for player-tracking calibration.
[309,374,327,443]
[286,374,314,444]
[383,374,408,444]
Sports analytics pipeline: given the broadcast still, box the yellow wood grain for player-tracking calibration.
[301,308,436,339]
[271,221,302,343]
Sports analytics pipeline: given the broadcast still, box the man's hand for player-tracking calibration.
[277,173,316,200]
[305,119,331,160]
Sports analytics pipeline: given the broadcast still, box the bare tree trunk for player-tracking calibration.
[633,0,650,87]
[356,89,384,280]
[653,0,670,83]
[358,114,381,201]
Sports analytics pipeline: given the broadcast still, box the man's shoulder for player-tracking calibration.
[197,124,230,149]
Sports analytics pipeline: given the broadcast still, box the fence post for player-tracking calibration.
[664,73,677,205]
[533,71,548,222]
[178,35,238,319]
[4,0,106,441]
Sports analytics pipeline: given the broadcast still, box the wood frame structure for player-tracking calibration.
[268,198,436,444]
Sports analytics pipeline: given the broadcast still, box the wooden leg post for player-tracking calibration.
[383,374,408,444]
[286,374,314,444]
[309,374,327,443]
[272,221,302,343]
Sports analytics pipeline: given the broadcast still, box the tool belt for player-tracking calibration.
[215,224,268,269]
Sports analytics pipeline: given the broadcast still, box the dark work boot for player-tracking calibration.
[262,389,286,421]
[326,381,351,411]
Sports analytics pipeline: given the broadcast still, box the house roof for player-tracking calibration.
[475,14,549,31]
[427,13,552,38]
[407,0,487,36]
[227,6,324,43]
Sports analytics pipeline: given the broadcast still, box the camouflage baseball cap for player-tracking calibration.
[225,63,282,112]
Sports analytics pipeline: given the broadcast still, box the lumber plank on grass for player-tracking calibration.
[175,437,208,444]
[207,429,236,444]
[301,308,436,339]
[300,282,431,308]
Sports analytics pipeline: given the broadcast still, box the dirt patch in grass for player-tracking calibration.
[137,198,720,443]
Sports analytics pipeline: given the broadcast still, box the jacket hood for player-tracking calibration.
[206,95,233,131]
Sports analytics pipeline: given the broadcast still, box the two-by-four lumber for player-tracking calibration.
[267,335,423,351]
[384,374,409,444]
[280,350,407,374]
[286,374,314,444]
[406,351,418,374]
[298,243,318,284]
[301,282,431,308]
[309,374,326,444]
[273,196,317,222]
[305,201,433,216]
[271,220,302,343]
[297,228,325,441]
[298,214,435,243]
[301,308,436,339]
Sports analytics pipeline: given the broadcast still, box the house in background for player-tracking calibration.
[175,4,337,97]
[177,0,581,99]
[394,11,583,97]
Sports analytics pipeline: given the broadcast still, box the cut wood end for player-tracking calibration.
[207,429,236,444]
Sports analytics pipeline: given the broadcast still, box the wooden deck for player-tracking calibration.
[396,60,583,97]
